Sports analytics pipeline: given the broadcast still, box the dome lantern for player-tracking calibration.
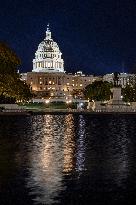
[45,24,51,40]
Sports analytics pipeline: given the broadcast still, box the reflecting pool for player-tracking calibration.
[0,114,136,204]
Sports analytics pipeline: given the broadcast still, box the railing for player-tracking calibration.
[1,108,136,113]
[2,109,27,112]
[94,108,136,112]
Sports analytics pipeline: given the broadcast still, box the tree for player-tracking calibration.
[83,81,113,101]
[121,74,136,102]
[71,89,83,98]
[122,84,136,102]
[0,42,32,102]
[0,42,21,74]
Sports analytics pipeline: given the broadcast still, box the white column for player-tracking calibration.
[53,61,55,68]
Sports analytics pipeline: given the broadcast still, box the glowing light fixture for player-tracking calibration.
[45,99,50,103]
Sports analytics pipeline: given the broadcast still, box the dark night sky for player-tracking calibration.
[1,0,136,74]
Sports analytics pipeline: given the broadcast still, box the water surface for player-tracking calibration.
[0,114,136,205]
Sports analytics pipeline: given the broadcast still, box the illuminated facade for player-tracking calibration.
[26,25,98,97]
[103,73,135,88]
[32,24,64,73]
[27,71,95,97]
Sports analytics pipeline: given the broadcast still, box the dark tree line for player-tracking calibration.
[83,78,136,102]
[83,81,113,101]
[0,42,32,103]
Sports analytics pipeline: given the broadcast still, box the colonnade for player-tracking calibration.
[33,61,63,69]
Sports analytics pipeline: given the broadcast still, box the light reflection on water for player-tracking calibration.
[26,114,76,204]
[0,114,136,204]
[63,115,75,174]
[76,115,86,174]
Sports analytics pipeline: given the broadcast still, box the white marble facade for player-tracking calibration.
[32,24,64,73]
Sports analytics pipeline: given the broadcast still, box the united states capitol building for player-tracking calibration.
[22,25,135,98]
[25,25,98,98]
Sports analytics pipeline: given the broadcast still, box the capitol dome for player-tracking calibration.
[32,24,65,73]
